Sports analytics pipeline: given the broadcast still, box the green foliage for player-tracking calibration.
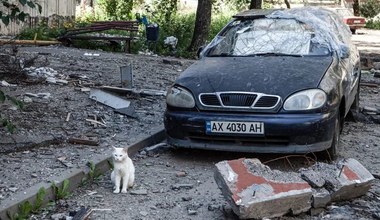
[360,0,380,18]
[1,118,16,133]
[8,201,33,220]
[0,90,5,102]
[0,0,42,25]
[147,12,232,58]
[154,13,196,56]
[52,179,70,200]
[33,187,46,213]
[150,0,178,24]
[0,90,24,133]
[365,19,380,29]
[82,161,103,185]
[98,0,134,20]
[18,22,65,40]
[209,13,233,41]
[5,186,46,220]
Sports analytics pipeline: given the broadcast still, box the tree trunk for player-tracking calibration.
[284,0,291,8]
[353,0,359,16]
[249,0,262,9]
[187,0,212,52]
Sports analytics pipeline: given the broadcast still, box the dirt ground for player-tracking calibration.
[0,43,380,220]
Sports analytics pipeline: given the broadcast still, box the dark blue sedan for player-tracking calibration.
[164,7,361,159]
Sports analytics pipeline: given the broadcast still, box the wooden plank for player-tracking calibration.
[67,138,99,146]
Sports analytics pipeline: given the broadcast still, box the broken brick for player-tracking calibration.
[214,158,312,219]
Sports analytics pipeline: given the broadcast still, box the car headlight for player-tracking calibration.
[283,89,326,111]
[166,86,195,108]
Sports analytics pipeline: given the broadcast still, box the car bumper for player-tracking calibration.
[348,24,365,29]
[164,110,337,153]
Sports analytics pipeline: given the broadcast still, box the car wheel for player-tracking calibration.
[351,29,356,34]
[347,84,360,121]
[326,113,340,160]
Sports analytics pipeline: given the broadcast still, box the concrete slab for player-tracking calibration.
[214,158,312,219]
[301,158,375,202]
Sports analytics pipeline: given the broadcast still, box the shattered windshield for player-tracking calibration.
[207,18,330,57]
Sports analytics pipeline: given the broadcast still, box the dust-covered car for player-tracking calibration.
[330,8,366,34]
[164,7,361,158]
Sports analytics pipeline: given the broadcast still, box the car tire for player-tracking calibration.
[347,83,360,121]
[351,29,356,34]
[326,113,340,160]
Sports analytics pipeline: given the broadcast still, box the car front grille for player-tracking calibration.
[199,92,280,109]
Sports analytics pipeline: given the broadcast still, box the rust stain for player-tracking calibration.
[228,158,310,202]
[342,166,359,181]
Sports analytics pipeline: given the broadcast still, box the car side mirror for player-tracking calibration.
[339,45,350,59]
[197,46,205,59]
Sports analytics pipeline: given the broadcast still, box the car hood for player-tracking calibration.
[176,56,333,99]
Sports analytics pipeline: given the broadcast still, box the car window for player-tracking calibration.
[207,18,330,57]
[335,9,354,17]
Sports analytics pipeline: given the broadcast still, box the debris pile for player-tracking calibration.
[214,158,374,219]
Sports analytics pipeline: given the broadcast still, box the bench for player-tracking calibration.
[58,21,139,53]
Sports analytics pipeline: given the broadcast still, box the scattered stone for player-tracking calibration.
[208,204,220,211]
[145,162,153,167]
[139,150,147,156]
[371,115,380,124]
[140,211,148,216]
[181,196,192,201]
[149,206,157,210]
[372,62,380,70]
[374,70,380,78]
[312,188,331,208]
[130,189,148,195]
[309,207,325,216]
[8,187,18,193]
[215,158,312,219]
[145,143,169,154]
[31,173,38,178]
[363,106,378,114]
[46,77,68,85]
[163,58,183,66]
[25,92,51,99]
[300,169,325,188]
[50,212,67,220]
[372,212,380,219]
[0,80,17,87]
[313,159,374,202]
[187,209,197,215]
[176,171,187,177]
[171,184,194,190]
[23,96,33,103]
[94,194,103,199]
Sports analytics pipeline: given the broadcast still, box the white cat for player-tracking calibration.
[111,146,135,194]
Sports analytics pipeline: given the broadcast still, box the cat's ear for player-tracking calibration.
[122,147,129,153]
[112,146,117,151]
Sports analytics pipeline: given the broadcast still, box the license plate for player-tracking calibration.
[353,20,361,23]
[206,121,264,134]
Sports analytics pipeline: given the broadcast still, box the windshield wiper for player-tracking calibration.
[249,53,303,57]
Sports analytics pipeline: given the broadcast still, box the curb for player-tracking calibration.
[0,127,166,220]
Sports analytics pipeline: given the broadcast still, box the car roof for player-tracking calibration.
[233,9,284,19]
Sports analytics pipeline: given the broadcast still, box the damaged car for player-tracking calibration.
[164,7,361,159]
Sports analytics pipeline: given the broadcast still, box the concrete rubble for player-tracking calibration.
[214,158,375,219]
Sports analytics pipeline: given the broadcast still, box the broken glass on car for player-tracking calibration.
[207,18,330,57]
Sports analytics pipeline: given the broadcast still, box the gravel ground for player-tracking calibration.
[0,45,380,220]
